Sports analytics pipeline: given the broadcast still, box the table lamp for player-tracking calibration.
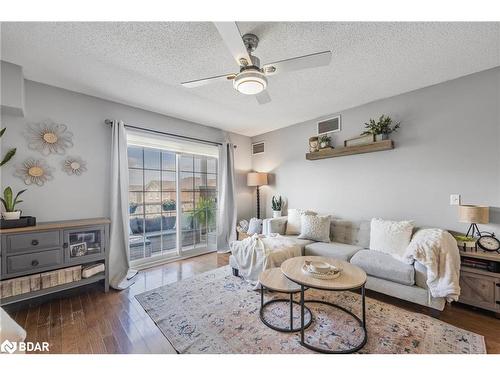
[459,205,489,238]
[247,172,268,219]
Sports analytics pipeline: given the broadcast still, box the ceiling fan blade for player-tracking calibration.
[181,73,235,88]
[213,22,252,67]
[262,51,332,76]
[256,91,271,105]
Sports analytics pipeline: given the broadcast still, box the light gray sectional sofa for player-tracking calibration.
[230,216,445,311]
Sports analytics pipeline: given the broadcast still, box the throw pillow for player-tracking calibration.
[285,209,317,235]
[298,215,331,243]
[247,218,263,235]
[369,218,414,261]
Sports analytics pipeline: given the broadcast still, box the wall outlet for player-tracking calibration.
[450,194,461,206]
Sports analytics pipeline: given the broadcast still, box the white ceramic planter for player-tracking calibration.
[2,211,21,220]
[375,134,389,141]
[272,210,281,218]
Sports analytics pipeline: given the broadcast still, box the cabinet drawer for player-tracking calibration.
[6,231,61,253]
[6,249,62,274]
[459,270,500,312]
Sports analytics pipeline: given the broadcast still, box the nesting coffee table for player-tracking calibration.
[259,268,312,332]
[281,256,368,354]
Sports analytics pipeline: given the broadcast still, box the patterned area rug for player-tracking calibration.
[135,266,485,354]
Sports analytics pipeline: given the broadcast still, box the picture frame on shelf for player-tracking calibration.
[70,242,88,257]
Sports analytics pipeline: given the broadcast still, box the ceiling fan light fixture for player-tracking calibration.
[233,70,267,95]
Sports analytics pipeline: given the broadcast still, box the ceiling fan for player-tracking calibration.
[181,22,332,104]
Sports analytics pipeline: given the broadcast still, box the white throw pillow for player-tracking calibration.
[298,215,331,243]
[285,209,316,235]
[369,218,414,261]
[247,218,263,235]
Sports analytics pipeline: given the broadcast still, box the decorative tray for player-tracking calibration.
[302,260,342,280]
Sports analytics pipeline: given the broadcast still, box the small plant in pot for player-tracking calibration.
[162,199,176,212]
[1,187,27,220]
[271,195,283,218]
[318,134,332,149]
[362,115,400,141]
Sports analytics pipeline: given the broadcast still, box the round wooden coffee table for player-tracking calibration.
[258,268,312,333]
[281,256,368,354]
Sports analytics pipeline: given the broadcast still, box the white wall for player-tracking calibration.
[251,67,500,234]
[0,79,253,222]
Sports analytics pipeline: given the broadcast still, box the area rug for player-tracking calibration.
[135,266,486,354]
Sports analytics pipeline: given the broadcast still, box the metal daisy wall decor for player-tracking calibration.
[62,156,87,176]
[15,158,54,186]
[26,120,74,155]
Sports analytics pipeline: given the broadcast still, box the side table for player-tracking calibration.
[259,268,312,332]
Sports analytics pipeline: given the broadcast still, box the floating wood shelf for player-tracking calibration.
[306,140,394,160]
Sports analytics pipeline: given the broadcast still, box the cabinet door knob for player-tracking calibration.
[31,239,39,246]
[31,259,39,267]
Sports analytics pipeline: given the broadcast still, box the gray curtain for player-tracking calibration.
[109,120,137,289]
[217,142,237,252]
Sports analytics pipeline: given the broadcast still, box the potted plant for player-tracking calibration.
[0,127,16,167]
[271,195,283,218]
[361,115,400,141]
[318,134,332,149]
[162,199,176,212]
[191,197,216,235]
[0,187,27,220]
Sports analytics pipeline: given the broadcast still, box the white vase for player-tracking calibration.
[272,210,281,218]
[2,211,21,220]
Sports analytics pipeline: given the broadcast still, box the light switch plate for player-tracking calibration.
[450,194,461,206]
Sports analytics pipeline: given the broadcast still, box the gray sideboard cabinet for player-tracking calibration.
[0,218,110,306]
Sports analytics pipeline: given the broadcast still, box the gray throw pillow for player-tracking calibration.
[247,218,263,235]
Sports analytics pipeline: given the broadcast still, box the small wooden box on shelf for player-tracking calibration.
[458,245,500,318]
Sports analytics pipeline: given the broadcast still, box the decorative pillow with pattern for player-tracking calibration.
[298,215,331,243]
[285,209,316,235]
[369,218,414,260]
[247,218,263,235]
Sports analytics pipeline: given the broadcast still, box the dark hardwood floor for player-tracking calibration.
[4,252,500,354]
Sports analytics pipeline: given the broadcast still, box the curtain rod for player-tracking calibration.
[104,119,236,148]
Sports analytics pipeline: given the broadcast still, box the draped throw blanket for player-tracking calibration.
[230,234,301,288]
[404,229,460,302]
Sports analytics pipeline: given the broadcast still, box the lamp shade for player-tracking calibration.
[458,205,489,224]
[247,172,268,187]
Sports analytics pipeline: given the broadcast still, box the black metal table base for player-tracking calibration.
[260,286,312,333]
[299,284,367,354]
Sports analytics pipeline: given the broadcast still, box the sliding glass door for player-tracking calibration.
[127,138,218,266]
[179,154,218,253]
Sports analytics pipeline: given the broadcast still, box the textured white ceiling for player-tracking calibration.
[1,22,499,136]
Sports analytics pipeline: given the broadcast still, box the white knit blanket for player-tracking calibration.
[403,228,461,302]
[229,234,301,288]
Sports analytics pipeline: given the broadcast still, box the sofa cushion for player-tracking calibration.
[298,215,331,243]
[285,209,316,235]
[369,218,414,260]
[304,242,362,261]
[350,249,415,286]
[281,235,314,253]
[247,218,263,235]
[330,219,370,248]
